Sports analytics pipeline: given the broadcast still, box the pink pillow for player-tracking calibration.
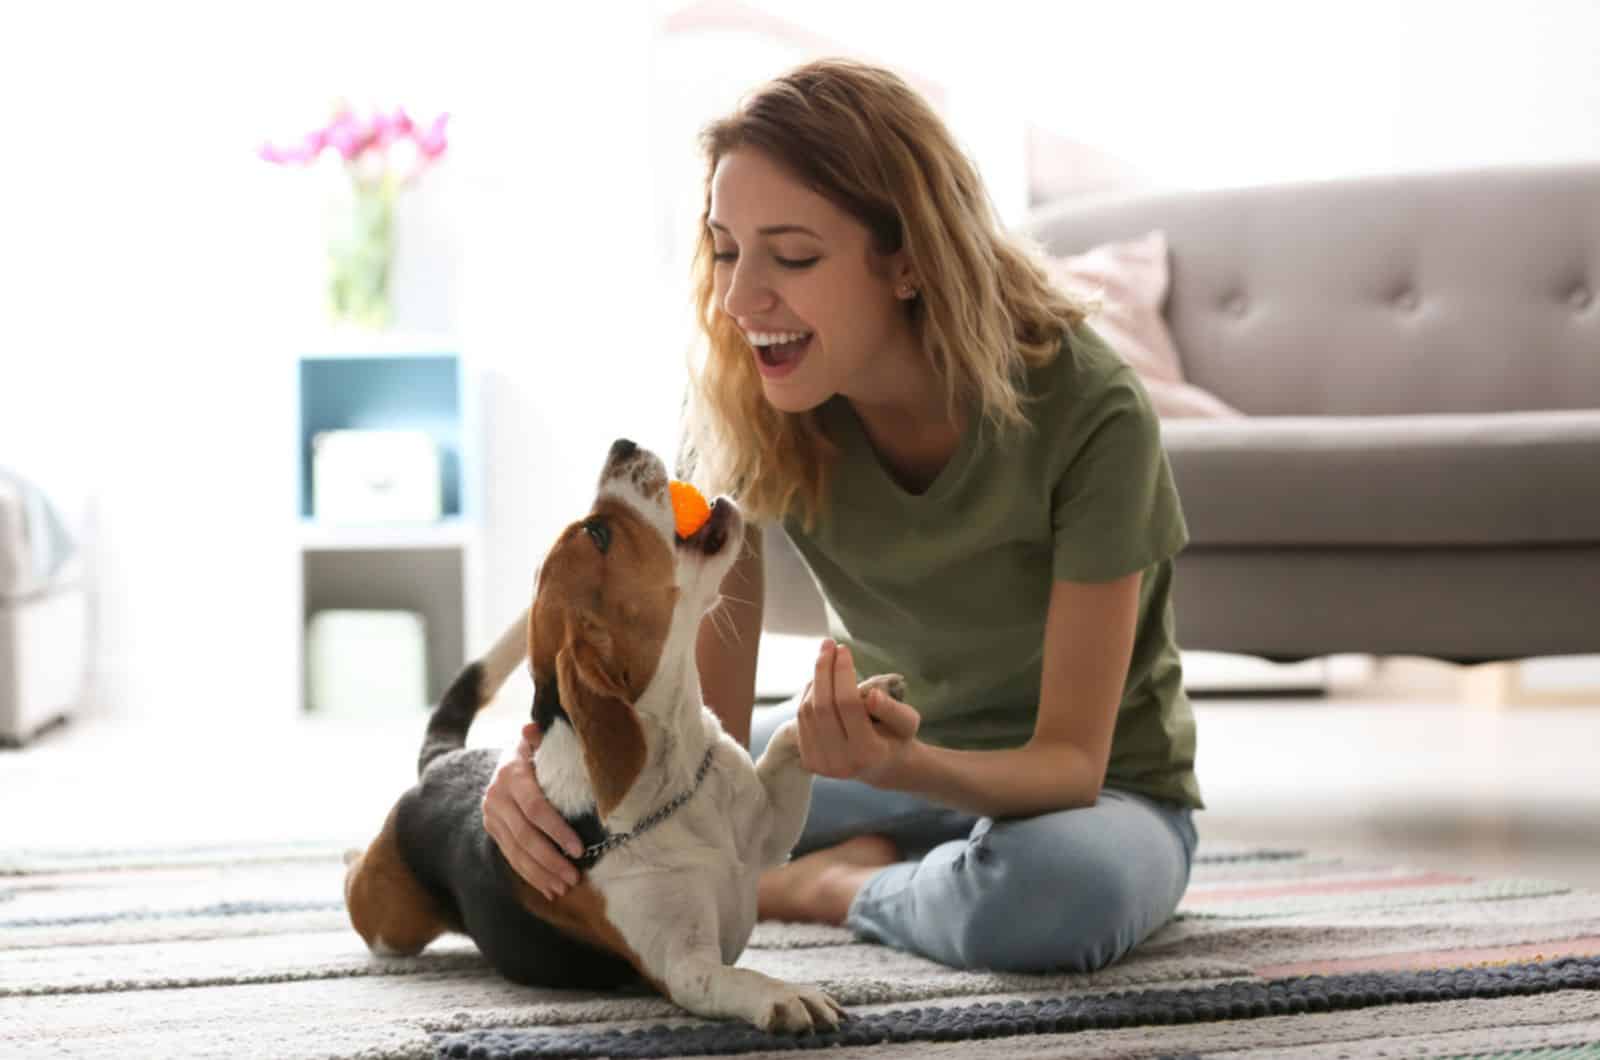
[1045,231,1243,418]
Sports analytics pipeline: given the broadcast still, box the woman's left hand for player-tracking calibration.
[797,639,921,786]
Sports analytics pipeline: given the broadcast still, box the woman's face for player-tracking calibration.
[707,148,914,414]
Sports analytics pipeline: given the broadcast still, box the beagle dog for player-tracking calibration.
[343,440,897,1033]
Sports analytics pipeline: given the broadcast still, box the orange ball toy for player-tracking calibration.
[669,480,712,538]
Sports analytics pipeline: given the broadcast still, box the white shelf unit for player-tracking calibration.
[296,517,477,551]
[293,337,482,714]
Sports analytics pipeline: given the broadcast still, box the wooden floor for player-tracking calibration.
[6,669,1598,890]
[1194,696,1600,888]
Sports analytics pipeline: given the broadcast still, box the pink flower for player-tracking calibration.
[324,109,367,162]
[258,140,316,165]
[415,112,450,160]
[260,104,447,175]
[379,107,414,146]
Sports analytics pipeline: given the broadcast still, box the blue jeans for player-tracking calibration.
[750,700,1198,973]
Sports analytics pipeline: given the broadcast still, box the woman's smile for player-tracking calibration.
[750,331,813,378]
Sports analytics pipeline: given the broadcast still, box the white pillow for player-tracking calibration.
[1045,231,1243,418]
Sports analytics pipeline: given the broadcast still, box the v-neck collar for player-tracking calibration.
[828,396,983,506]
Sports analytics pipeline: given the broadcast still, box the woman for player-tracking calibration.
[485,58,1200,974]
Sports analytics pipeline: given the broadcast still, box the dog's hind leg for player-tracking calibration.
[343,807,450,956]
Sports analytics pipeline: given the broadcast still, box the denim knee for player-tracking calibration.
[949,831,1144,974]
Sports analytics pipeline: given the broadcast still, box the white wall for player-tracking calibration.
[4,1,1597,720]
[1014,0,1600,192]
[2,2,665,719]
[730,0,1600,216]
[460,9,675,703]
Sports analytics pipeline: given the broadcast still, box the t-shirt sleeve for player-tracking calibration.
[1050,365,1189,582]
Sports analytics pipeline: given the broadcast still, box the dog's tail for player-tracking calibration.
[417,609,530,777]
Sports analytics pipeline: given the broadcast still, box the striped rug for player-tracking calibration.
[2,840,1597,1058]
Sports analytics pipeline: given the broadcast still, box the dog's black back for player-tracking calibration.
[394,747,636,989]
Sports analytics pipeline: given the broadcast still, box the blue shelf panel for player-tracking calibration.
[296,353,466,521]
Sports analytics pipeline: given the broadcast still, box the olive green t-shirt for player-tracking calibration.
[780,324,1203,809]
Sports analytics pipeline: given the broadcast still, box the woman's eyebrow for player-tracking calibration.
[707,220,822,238]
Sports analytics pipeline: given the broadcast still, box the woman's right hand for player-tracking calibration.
[482,723,585,901]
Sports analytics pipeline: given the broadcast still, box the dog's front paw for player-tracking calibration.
[751,981,847,1034]
[858,672,906,703]
[762,719,803,762]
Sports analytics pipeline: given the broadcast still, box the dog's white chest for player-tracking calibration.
[533,724,597,817]
[586,760,769,962]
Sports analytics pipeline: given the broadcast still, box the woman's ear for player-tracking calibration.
[888,251,919,301]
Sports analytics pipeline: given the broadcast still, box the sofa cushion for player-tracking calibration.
[1163,409,1600,546]
[1043,231,1242,419]
[1026,164,1600,417]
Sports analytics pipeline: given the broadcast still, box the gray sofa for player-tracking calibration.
[763,163,1600,663]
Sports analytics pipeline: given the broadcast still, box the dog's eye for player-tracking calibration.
[583,518,611,553]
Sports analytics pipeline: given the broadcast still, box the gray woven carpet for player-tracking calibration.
[4,840,1599,1058]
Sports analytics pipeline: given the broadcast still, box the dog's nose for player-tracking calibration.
[599,437,666,495]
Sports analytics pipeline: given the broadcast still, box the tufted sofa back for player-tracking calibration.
[1025,164,1600,416]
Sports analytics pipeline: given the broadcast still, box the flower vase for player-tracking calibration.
[326,179,395,330]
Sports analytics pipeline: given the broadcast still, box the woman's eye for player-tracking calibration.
[583,519,611,553]
[775,255,820,269]
[711,250,737,263]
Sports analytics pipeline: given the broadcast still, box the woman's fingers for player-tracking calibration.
[830,645,875,752]
[799,640,890,778]
[483,747,582,900]
[508,727,582,856]
[807,641,849,774]
[828,641,854,709]
[865,688,922,740]
[515,782,584,861]
[483,799,579,900]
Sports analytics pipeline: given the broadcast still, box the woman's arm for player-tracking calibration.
[804,572,1142,818]
[695,523,765,747]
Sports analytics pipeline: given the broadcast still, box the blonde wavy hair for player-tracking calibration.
[680,58,1085,527]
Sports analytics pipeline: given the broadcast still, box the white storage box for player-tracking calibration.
[306,609,428,716]
[312,429,442,525]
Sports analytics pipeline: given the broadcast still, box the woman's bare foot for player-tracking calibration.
[758,834,899,925]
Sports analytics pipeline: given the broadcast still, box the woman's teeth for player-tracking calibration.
[747,330,811,347]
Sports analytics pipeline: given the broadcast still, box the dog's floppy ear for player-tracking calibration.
[554,629,647,819]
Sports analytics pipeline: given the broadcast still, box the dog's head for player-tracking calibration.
[528,439,742,816]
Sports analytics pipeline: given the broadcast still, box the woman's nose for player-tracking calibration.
[720,261,775,318]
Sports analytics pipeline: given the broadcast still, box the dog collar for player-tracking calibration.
[574,744,717,869]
